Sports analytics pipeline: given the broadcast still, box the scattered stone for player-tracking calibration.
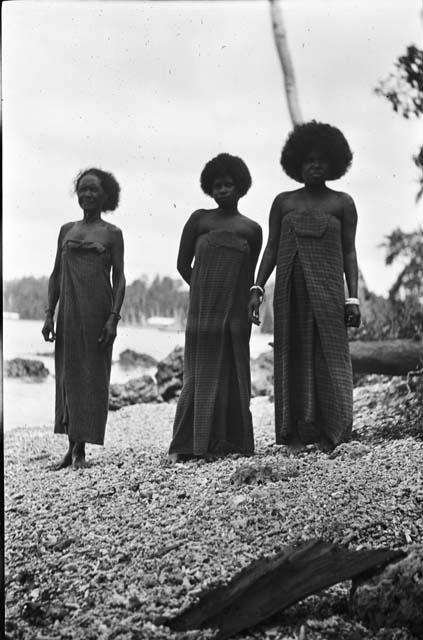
[230,460,299,486]
[5,358,49,379]
[118,349,157,369]
[251,350,274,397]
[330,442,371,460]
[351,547,423,637]
[155,346,184,401]
[109,376,160,410]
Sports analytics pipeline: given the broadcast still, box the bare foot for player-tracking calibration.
[72,443,87,470]
[288,440,307,454]
[52,450,73,470]
[204,453,218,462]
[167,453,183,464]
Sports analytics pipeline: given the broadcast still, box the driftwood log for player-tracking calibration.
[267,339,423,376]
[349,339,423,376]
[160,539,405,639]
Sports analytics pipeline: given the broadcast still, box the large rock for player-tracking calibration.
[153,346,275,401]
[5,358,49,380]
[251,350,274,397]
[109,375,160,410]
[118,349,157,369]
[351,547,423,637]
[155,346,184,401]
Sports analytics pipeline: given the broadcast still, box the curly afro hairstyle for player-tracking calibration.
[200,153,252,197]
[74,167,121,212]
[280,121,353,182]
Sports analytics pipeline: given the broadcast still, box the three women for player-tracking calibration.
[44,121,360,465]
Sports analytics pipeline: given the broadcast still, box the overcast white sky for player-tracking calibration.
[3,0,422,295]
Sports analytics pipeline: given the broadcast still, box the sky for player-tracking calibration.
[3,0,422,296]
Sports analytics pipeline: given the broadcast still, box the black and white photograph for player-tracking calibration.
[3,0,423,638]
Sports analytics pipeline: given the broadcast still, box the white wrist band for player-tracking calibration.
[345,297,360,306]
[250,285,265,296]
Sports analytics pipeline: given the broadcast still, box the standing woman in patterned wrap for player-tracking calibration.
[249,122,360,452]
[42,168,125,469]
[168,153,262,462]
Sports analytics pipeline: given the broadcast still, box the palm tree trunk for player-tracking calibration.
[269,0,303,125]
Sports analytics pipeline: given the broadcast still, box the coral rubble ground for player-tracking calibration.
[5,379,423,640]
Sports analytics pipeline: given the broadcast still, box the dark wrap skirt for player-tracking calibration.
[169,230,254,456]
[273,211,353,447]
[54,240,113,445]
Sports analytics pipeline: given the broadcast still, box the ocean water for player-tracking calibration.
[3,319,273,431]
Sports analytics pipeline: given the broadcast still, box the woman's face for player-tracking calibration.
[212,175,239,208]
[301,150,329,186]
[77,174,107,212]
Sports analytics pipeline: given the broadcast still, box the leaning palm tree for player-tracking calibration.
[269,0,303,125]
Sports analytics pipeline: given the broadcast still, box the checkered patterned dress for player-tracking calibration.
[169,230,254,456]
[273,211,353,447]
[54,239,113,445]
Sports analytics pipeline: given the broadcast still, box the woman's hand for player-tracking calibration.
[98,315,118,348]
[345,303,361,328]
[42,316,55,342]
[248,291,262,326]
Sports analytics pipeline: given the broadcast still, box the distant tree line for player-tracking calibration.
[4,276,49,320]
[121,275,189,325]
[3,275,189,324]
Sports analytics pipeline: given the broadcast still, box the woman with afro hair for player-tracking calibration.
[168,153,262,462]
[42,168,126,469]
[249,121,360,452]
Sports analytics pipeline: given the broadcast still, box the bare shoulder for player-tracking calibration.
[240,213,262,233]
[273,189,300,209]
[185,208,212,233]
[334,190,357,219]
[328,188,355,205]
[103,220,123,234]
[60,221,77,233]
[190,208,208,221]
[58,221,77,239]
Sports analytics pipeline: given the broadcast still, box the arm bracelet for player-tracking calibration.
[109,311,122,321]
[250,285,265,296]
[345,297,360,306]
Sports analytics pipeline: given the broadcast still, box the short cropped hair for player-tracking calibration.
[281,121,353,182]
[200,153,252,197]
[74,168,121,212]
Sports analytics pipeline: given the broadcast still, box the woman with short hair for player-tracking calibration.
[169,153,262,461]
[42,168,125,469]
[249,121,360,451]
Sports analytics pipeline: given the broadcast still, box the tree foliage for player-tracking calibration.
[379,227,423,340]
[3,275,189,324]
[375,44,423,201]
[3,277,49,319]
[375,45,423,119]
[121,275,189,325]
[384,227,423,301]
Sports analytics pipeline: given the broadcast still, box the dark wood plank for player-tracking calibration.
[161,540,405,639]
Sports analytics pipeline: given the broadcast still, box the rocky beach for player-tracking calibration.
[4,366,423,640]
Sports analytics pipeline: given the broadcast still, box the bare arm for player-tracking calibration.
[46,224,71,315]
[110,228,126,315]
[248,195,283,325]
[42,224,73,341]
[341,194,358,298]
[98,227,126,348]
[250,224,263,280]
[177,212,200,285]
[255,195,284,289]
[341,194,361,328]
